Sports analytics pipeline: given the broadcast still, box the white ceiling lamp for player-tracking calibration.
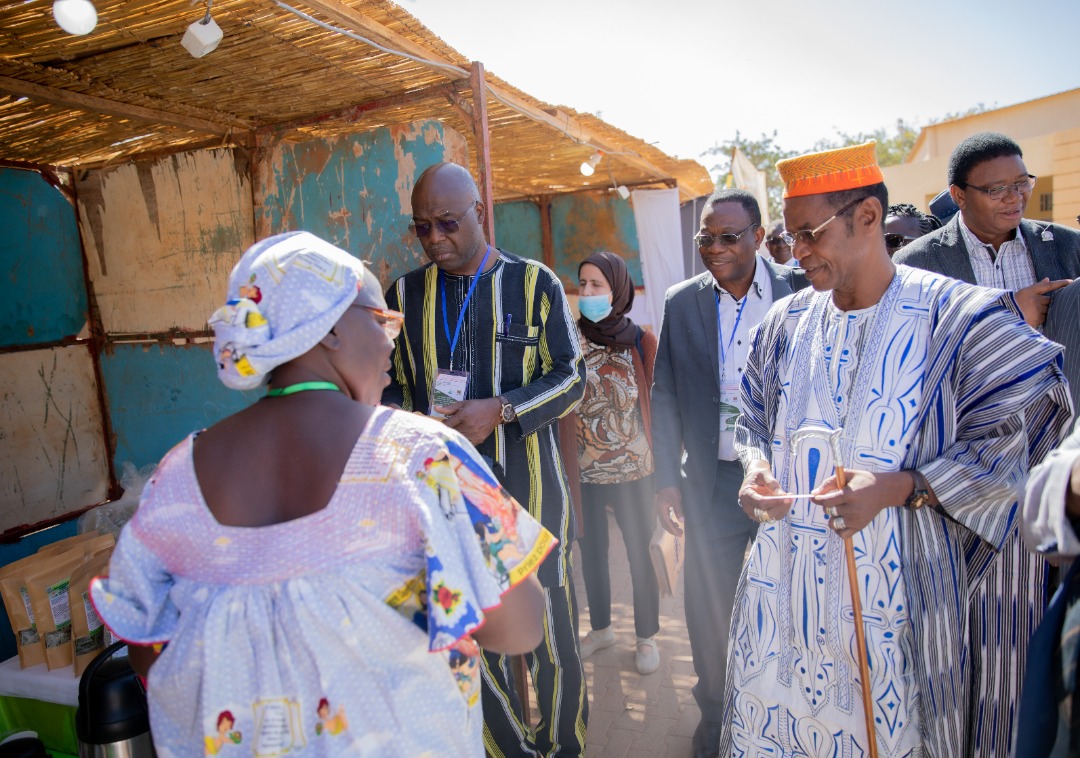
[579,151,603,177]
[182,0,224,59]
[52,0,97,35]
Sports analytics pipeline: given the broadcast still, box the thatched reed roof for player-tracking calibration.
[0,0,713,201]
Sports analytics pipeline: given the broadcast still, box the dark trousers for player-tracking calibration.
[480,578,589,757]
[578,476,660,639]
[683,459,756,726]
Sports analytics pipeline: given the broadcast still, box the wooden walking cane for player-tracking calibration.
[791,426,878,758]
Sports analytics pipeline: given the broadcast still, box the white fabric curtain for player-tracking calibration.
[630,188,685,331]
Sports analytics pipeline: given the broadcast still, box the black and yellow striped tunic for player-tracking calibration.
[383,250,585,587]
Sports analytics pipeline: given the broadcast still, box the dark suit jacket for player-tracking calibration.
[651,257,806,525]
[1045,278,1080,416]
[893,215,1080,284]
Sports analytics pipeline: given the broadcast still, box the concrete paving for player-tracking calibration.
[569,509,700,758]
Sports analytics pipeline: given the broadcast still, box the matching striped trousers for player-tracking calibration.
[480,577,589,757]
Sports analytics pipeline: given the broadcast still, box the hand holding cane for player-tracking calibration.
[791,425,878,758]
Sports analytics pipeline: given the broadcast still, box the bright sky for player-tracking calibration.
[401,0,1079,178]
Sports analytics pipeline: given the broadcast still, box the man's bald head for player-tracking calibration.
[410,162,489,276]
[413,162,481,203]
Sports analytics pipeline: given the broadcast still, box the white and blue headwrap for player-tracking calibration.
[209,231,365,390]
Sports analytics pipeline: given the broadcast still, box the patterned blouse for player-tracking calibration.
[575,337,653,485]
[90,407,553,758]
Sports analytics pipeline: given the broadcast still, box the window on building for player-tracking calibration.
[1040,193,1053,213]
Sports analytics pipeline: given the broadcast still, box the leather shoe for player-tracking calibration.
[691,718,721,758]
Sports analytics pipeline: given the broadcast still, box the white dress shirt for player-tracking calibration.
[959,212,1036,291]
[716,255,774,460]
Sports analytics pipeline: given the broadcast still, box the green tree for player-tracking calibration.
[700,130,796,223]
[700,104,992,220]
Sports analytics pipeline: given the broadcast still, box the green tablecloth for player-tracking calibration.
[0,695,78,756]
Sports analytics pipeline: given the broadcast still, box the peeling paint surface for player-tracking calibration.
[551,193,642,290]
[256,121,464,288]
[77,149,255,333]
[0,347,108,536]
[0,168,87,346]
[493,201,543,262]
[100,343,260,471]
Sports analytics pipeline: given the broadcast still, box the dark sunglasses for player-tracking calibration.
[694,222,758,248]
[765,235,789,248]
[884,232,919,250]
[408,201,477,238]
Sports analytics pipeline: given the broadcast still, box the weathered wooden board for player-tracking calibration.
[551,192,642,291]
[256,120,467,287]
[100,343,260,472]
[77,148,254,334]
[0,347,109,537]
[493,201,543,262]
[0,167,87,348]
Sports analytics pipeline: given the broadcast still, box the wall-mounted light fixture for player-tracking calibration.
[181,1,224,58]
[52,0,97,35]
[579,151,603,177]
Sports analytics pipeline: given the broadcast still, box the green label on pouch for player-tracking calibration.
[45,578,72,630]
[82,590,103,632]
[19,586,36,631]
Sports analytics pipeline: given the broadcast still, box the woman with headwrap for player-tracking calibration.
[90,231,550,757]
[564,251,661,675]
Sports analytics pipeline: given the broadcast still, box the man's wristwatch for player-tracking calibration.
[498,396,516,424]
[904,469,931,510]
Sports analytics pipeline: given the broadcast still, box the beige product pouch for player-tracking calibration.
[70,532,115,559]
[69,547,114,676]
[25,548,88,671]
[0,553,51,668]
[34,530,102,558]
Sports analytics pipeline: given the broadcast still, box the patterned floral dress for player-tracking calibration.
[90,407,554,758]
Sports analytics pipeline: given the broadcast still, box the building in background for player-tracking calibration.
[882,88,1080,228]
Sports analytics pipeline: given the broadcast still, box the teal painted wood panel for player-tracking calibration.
[493,201,543,261]
[257,121,465,288]
[0,167,86,347]
[550,193,642,291]
[100,344,260,471]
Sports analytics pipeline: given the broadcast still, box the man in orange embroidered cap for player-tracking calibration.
[723,142,1071,756]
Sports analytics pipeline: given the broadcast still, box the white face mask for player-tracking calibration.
[578,293,613,322]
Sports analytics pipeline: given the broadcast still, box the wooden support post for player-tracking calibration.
[540,195,555,271]
[470,61,496,246]
[471,59,530,721]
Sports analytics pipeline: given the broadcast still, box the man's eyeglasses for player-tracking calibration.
[765,235,790,249]
[780,195,868,248]
[694,222,758,249]
[408,201,478,238]
[356,304,404,339]
[884,233,919,250]
[961,175,1036,202]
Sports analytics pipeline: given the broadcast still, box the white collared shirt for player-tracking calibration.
[716,255,774,460]
[958,213,1036,291]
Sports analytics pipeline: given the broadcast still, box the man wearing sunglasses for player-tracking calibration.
[651,187,805,757]
[893,132,1080,327]
[383,162,587,758]
[725,141,1070,756]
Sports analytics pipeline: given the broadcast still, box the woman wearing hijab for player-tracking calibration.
[90,231,549,757]
[565,251,660,675]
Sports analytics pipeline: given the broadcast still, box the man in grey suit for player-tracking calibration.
[894,131,1079,326]
[894,130,1080,753]
[651,188,806,758]
[1046,279,1080,414]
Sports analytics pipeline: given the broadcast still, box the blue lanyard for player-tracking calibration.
[440,245,493,359]
[714,290,747,368]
